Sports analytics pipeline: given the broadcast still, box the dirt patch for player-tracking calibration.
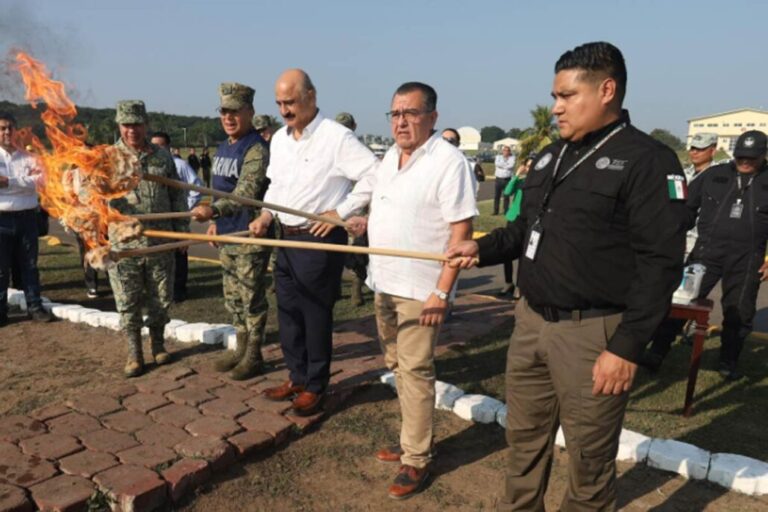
[1,317,766,511]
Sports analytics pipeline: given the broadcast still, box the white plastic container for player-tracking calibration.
[672,263,706,304]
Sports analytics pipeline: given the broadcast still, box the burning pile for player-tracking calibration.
[12,52,143,269]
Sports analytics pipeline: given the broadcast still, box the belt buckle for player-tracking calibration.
[542,306,559,323]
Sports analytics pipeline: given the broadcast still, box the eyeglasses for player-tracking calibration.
[443,137,459,147]
[217,107,244,116]
[385,109,433,123]
[688,146,713,152]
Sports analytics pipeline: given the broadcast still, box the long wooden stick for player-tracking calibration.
[111,230,250,259]
[142,174,347,228]
[141,229,450,262]
[132,212,195,221]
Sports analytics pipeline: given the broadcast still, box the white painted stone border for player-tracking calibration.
[377,371,768,496]
[9,289,767,496]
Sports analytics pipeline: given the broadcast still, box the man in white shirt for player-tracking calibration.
[150,131,202,303]
[249,69,378,416]
[493,145,516,215]
[0,111,51,326]
[346,82,477,499]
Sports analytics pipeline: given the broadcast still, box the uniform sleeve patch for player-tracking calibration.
[667,174,687,200]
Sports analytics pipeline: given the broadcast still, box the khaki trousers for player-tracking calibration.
[374,292,440,469]
[499,298,627,512]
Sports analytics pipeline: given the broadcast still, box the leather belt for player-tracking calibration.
[528,303,624,323]
[282,225,312,236]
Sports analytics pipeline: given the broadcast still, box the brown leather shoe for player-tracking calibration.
[290,391,323,417]
[375,445,402,463]
[262,380,304,402]
[388,464,429,500]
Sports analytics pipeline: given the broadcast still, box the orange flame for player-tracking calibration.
[12,51,140,266]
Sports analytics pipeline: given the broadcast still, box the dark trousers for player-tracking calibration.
[275,228,346,393]
[76,237,98,291]
[174,249,188,300]
[0,209,43,316]
[494,177,511,214]
[649,249,762,366]
[503,221,516,285]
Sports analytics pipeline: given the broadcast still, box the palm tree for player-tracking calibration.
[517,105,558,159]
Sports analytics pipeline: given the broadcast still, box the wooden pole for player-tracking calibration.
[111,230,250,259]
[141,229,451,263]
[132,212,196,221]
[142,174,347,228]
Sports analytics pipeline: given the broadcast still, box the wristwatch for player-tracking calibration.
[433,288,448,301]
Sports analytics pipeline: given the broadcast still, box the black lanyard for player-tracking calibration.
[536,123,627,221]
[735,174,754,204]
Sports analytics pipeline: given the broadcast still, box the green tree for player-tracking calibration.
[517,105,557,158]
[650,128,684,151]
[481,125,506,143]
[506,127,524,139]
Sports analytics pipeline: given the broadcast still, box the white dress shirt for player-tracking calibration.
[494,154,516,179]
[360,134,478,302]
[173,155,203,209]
[0,146,40,211]
[263,111,378,226]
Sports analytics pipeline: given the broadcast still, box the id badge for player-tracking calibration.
[525,223,543,260]
[730,202,743,219]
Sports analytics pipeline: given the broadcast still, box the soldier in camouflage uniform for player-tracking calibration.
[191,83,271,381]
[109,100,190,378]
[252,114,278,143]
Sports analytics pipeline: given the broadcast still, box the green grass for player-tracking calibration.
[474,199,508,234]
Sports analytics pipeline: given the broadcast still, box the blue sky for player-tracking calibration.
[1,0,765,138]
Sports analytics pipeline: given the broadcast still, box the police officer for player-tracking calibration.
[109,100,189,378]
[447,42,686,510]
[647,131,768,380]
[191,83,271,381]
[683,132,719,257]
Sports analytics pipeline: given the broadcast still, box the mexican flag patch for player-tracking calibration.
[667,174,687,200]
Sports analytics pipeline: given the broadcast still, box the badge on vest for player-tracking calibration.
[667,174,687,201]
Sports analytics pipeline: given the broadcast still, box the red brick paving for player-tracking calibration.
[0,294,511,511]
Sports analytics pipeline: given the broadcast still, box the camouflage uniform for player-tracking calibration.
[108,100,189,376]
[211,83,272,380]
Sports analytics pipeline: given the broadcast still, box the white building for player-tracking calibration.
[457,126,482,151]
[492,137,520,151]
[687,108,768,155]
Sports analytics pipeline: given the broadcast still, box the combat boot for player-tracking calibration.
[230,332,264,381]
[351,276,365,306]
[150,326,171,366]
[124,330,144,378]
[214,331,247,372]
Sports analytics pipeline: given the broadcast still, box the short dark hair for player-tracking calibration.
[442,128,460,143]
[555,41,627,104]
[394,82,437,112]
[151,131,171,145]
[0,111,17,127]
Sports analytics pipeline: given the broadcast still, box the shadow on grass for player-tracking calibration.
[616,464,729,511]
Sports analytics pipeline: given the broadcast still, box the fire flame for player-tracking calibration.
[11,51,142,269]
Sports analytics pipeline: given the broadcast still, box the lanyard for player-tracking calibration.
[735,174,754,204]
[537,123,627,220]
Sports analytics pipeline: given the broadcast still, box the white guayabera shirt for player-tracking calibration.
[349,133,478,302]
[263,111,378,226]
[0,146,40,211]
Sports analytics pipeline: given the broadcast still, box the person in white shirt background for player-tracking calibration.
[493,145,516,215]
[248,69,378,417]
[0,111,52,326]
[346,82,477,500]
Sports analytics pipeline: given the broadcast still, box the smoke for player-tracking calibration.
[0,0,85,102]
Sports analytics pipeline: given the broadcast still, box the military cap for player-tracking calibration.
[335,112,356,130]
[733,130,768,158]
[115,100,148,124]
[219,82,255,110]
[689,132,718,149]
[252,114,274,131]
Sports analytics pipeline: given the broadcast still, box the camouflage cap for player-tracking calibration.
[252,114,274,131]
[689,132,718,149]
[115,100,148,124]
[219,82,254,110]
[335,112,356,130]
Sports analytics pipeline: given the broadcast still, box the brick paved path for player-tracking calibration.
[0,294,512,512]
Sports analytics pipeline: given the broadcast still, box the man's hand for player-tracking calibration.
[591,351,637,396]
[191,205,214,222]
[759,260,768,281]
[249,211,273,237]
[206,223,218,248]
[346,216,368,237]
[0,176,8,188]
[420,293,448,326]
[445,240,480,269]
[309,210,341,238]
